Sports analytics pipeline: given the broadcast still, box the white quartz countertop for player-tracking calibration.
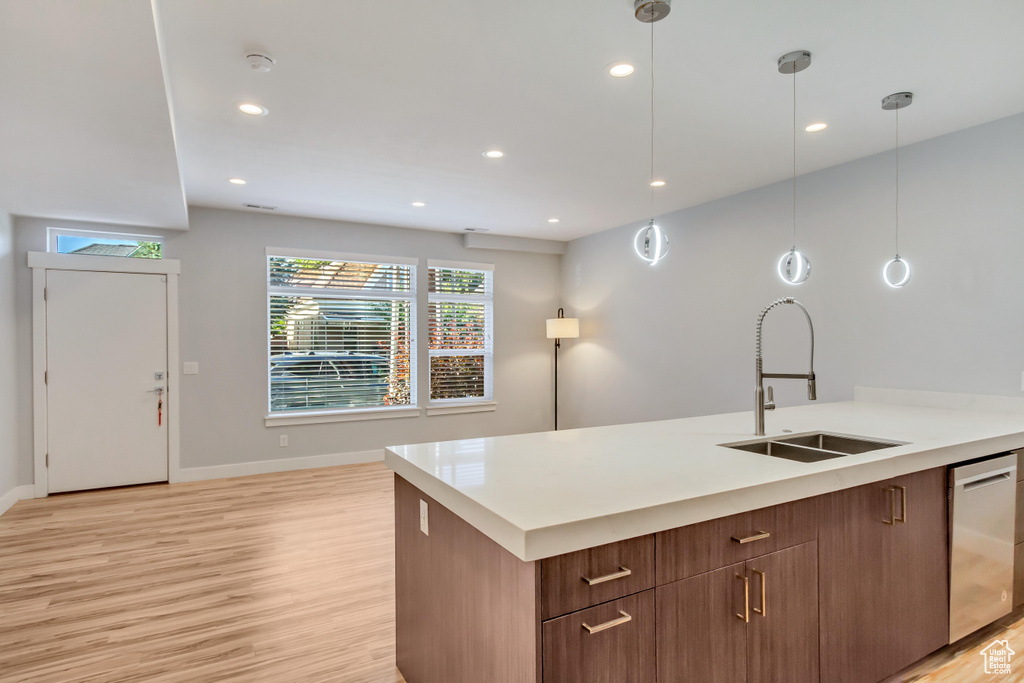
[385,388,1024,562]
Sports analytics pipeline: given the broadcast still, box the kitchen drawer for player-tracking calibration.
[542,590,656,683]
[657,497,816,584]
[1016,481,1024,546]
[541,535,654,620]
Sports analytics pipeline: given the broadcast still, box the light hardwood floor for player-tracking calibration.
[0,463,405,683]
[1,462,1021,682]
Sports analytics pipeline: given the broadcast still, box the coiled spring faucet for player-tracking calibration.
[755,297,816,435]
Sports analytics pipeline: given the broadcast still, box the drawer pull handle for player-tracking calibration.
[581,566,632,586]
[883,486,896,525]
[582,610,631,634]
[736,574,750,622]
[731,531,771,544]
[752,568,766,617]
[895,485,907,523]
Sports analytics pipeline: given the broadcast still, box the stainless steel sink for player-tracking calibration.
[720,432,905,463]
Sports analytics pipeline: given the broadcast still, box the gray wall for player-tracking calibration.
[0,209,18,498]
[559,112,1024,429]
[12,207,559,479]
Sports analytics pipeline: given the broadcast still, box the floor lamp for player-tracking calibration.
[546,308,579,430]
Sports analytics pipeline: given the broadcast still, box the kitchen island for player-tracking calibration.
[385,388,1024,683]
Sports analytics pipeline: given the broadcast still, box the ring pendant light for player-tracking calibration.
[633,0,671,266]
[881,92,913,288]
[776,50,813,285]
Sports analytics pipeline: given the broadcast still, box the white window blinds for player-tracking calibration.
[428,263,493,402]
[268,253,416,413]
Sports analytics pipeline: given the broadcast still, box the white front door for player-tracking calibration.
[46,269,169,493]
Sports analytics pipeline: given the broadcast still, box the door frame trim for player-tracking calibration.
[29,252,182,497]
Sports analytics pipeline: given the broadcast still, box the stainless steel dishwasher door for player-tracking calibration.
[948,453,1017,643]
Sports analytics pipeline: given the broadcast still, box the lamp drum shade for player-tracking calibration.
[546,317,579,339]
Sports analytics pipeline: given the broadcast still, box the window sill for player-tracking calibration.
[426,401,497,416]
[265,406,422,427]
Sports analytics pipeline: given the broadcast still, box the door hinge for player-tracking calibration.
[44,370,48,384]
[45,453,49,467]
[43,287,47,301]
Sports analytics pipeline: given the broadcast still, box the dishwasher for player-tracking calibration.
[948,453,1017,643]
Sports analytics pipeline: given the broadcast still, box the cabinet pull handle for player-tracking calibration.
[895,485,907,523]
[736,574,750,622]
[582,610,631,634]
[731,531,771,544]
[581,566,631,586]
[752,568,767,617]
[882,487,896,525]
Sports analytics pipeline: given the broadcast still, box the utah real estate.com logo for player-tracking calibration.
[981,639,1014,675]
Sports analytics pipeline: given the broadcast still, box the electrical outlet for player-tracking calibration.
[420,499,429,536]
[183,362,199,375]
[279,435,288,447]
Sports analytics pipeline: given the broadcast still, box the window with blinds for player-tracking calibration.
[428,262,493,403]
[268,251,416,414]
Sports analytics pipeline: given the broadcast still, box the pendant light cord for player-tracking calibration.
[650,19,655,216]
[791,70,797,251]
[895,105,900,258]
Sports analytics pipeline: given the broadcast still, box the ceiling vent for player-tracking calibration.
[464,227,490,233]
[243,203,277,211]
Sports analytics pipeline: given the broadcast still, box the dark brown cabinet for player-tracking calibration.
[818,467,949,683]
[656,562,747,683]
[541,535,655,619]
[397,466,957,683]
[542,590,656,683]
[657,542,818,683]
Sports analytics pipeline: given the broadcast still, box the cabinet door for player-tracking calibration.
[746,541,819,683]
[887,468,949,671]
[657,563,746,683]
[542,590,655,683]
[819,467,948,683]
[818,479,896,683]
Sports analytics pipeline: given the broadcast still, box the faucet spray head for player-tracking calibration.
[808,375,817,400]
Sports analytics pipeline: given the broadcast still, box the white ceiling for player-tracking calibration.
[4,1,1024,239]
[0,1,187,229]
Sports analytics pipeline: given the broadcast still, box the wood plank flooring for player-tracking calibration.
[0,463,405,683]
[1,461,1022,682]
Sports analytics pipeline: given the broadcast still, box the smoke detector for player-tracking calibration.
[635,0,671,23]
[246,53,276,72]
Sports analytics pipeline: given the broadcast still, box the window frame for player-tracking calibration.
[426,259,495,414]
[47,227,164,258]
[265,248,420,426]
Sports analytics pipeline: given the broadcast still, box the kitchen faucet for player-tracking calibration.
[754,297,816,435]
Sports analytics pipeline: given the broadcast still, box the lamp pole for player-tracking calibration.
[554,308,564,430]
[546,308,578,431]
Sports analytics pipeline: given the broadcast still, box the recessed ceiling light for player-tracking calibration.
[238,103,268,116]
[483,150,504,159]
[805,122,828,132]
[411,201,426,207]
[650,180,666,187]
[608,62,635,77]
[548,218,560,223]
[228,178,247,185]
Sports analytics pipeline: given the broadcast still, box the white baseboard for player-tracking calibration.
[0,485,36,517]
[174,449,385,483]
